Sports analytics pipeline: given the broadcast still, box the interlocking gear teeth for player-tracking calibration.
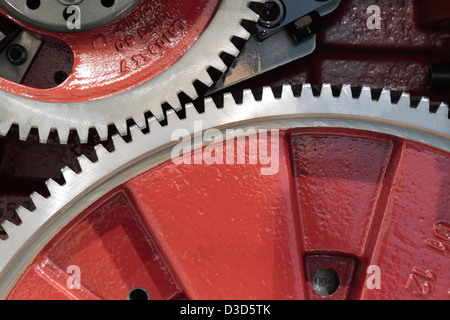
[111,134,128,149]
[0,83,448,298]
[0,0,264,144]
[185,102,200,118]
[94,144,110,159]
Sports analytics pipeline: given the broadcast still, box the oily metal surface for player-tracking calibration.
[0,0,263,144]
[0,0,141,33]
[0,84,448,298]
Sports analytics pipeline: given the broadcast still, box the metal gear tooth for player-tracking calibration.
[396,92,411,108]
[164,95,183,112]
[37,125,52,144]
[94,144,110,158]
[128,125,144,141]
[15,207,33,224]
[61,166,78,184]
[181,83,200,101]
[380,89,393,104]
[281,84,295,99]
[221,41,240,57]
[232,24,252,40]
[18,124,32,142]
[147,117,162,132]
[114,121,129,137]
[203,98,219,117]
[94,125,109,142]
[56,127,71,145]
[301,83,315,99]
[131,115,147,132]
[185,102,200,118]
[30,192,47,209]
[340,84,353,100]
[0,220,16,237]
[77,154,94,172]
[150,108,166,122]
[244,11,262,24]
[359,86,373,102]
[75,126,89,144]
[436,102,450,118]
[262,86,276,100]
[242,89,256,104]
[111,134,128,150]
[0,122,12,137]
[165,109,181,124]
[223,92,237,107]
[320,84,334,98]
[196,70,214,88]
[45,179,62,196]
[209,56,228,73]
[416,97,431,113]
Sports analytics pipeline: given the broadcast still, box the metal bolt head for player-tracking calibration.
[6,44,28,66]
[258,0,285,28]
[312,269,340,296]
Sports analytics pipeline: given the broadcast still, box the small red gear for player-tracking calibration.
[0,0,221,102]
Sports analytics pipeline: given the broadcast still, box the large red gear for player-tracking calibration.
[0,0,449,301]
[7,127,450,300]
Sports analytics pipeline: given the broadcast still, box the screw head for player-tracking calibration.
[6,44,28,66]
[312,269,340,296]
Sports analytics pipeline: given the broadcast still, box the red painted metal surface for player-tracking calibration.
[8,129,450,299]
[358,142,450,300]
[0,0,221,101]
[290,130,394,257]
[8,191,185,300]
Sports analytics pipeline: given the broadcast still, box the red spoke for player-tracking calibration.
[359,142,450,300]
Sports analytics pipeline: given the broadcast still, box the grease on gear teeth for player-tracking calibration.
[0,83,449,298]
[0,0,265,144]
